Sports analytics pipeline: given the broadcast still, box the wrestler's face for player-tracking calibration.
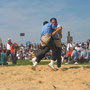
[51,19,57,25]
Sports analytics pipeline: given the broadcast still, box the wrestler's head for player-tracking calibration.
[50,18,57,25]
[43,21,49,25]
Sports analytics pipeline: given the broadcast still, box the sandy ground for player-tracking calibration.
[0,65,90,90]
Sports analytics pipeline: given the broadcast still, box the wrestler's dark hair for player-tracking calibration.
[43,21,49,25]
[50,18,57,22]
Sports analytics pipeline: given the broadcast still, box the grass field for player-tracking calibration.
[7,60,50,66]
[7,60,90,66]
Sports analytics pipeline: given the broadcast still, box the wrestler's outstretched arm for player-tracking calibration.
[52,26,62,36]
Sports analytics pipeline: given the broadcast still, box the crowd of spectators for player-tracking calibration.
[61,39,90,64]
[0,39,90,65]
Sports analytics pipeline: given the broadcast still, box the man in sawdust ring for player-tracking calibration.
[32,18,62,71]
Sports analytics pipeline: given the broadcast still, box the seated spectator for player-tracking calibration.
[75,43,82,51]
[65,48,78,64]
[79,47,88,63]
[67,43,73,51]
[65,47,73,63]
[84,50,90,61]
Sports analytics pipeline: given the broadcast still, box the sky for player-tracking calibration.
[0,0,90,45]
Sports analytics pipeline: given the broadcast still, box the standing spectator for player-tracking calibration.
[10,43,17,64]
[0,48,8,65]
[87,39,90,50]
[7,38,11,56]
[0,43,3,53]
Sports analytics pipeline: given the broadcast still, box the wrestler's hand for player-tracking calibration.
[52,27,62,36]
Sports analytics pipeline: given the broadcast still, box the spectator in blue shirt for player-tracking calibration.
[71,48,78,60]
[79,47,89,63]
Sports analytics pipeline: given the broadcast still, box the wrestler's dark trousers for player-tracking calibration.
[52,47,62,68]
[36,38,58,63]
